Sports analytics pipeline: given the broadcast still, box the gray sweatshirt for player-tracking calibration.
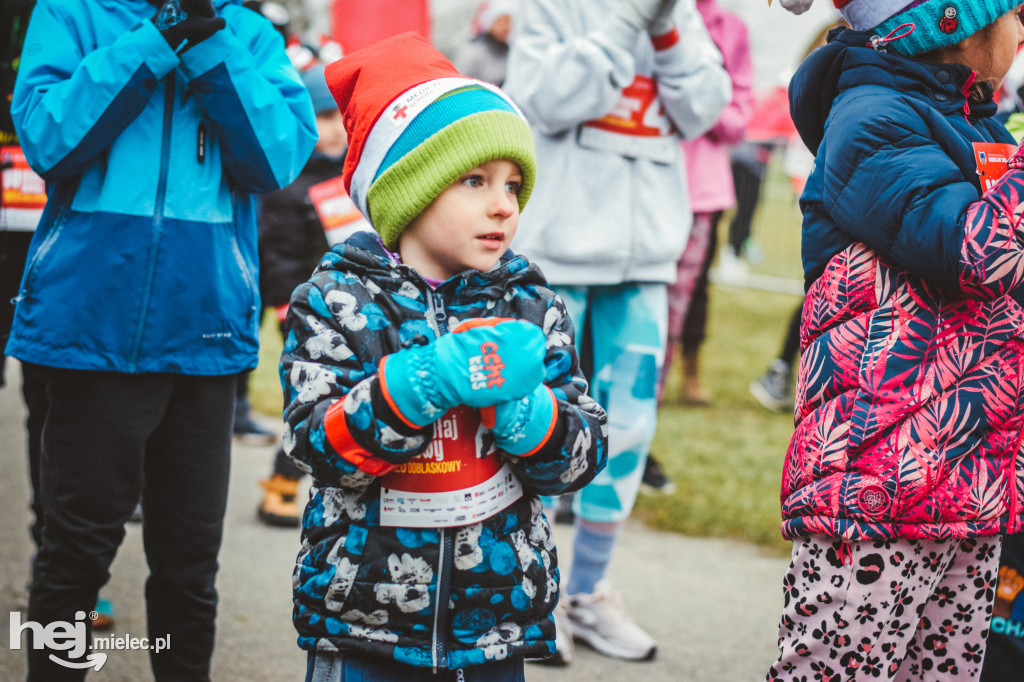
[504,0,730,284]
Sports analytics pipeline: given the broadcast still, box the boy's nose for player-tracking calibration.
[489,188,516,218]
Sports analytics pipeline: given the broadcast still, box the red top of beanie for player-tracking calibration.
[323,32,462,195]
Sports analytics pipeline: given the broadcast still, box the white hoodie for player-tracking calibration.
[504,0,730,284]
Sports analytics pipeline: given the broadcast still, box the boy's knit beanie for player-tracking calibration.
[301,64,336,115]
[323,32,536,249]
[835,0,1020,56]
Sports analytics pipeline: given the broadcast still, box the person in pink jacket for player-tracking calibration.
[660,0,753,406]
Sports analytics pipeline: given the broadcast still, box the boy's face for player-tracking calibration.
[397,159,522,281]
[315,109,348,158]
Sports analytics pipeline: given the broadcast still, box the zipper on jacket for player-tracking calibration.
[425,289,449,338]
[228,219,260,331]
[431,527,454,671]
[424,283,453,670]
[129,73,176,370]
[197,120,206,163]
[15,180,76,302]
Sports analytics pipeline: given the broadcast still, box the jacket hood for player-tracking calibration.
[789,26,995,155]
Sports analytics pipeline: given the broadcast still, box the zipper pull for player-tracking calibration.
[197,121,206,163]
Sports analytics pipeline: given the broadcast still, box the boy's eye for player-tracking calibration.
[461,175,484,188]
[505,180,522,195]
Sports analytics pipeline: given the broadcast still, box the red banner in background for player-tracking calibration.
[331,0,431,54]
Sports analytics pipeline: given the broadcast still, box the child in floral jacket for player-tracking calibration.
[279,33,607,682]
[767,1,1024,680]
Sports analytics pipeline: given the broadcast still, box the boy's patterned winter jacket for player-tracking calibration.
[280,231,608,668]
[783,28,1024,542]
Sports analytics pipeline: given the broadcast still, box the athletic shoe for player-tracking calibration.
[567,583,657,661]
[93,596,115,631]
[714,245,749,285]
[749,360,794,413]
[258,474,302,527]
[640,454,677,495]
[551,600,575,665]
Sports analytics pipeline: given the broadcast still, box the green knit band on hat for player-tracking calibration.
[367,109,536,249]
[874,0,1020,56]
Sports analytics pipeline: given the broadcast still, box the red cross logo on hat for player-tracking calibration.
[392,104,409,120]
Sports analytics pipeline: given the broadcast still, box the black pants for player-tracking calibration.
[681,212,722,354]
[27,368,234,682]
[777,301,803,367]
[21,361,48,550]
[727,143,769,256]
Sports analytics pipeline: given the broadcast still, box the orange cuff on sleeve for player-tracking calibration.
[377,355,422,430]
[517,386,560,458]
[324,398,397,477]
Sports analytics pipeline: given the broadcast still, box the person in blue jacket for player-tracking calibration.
[7,0,316,678]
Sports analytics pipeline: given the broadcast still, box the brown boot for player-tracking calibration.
[258,474,302,527]
[680,350,709,406]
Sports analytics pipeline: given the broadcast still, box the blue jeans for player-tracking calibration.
[305,651,526,682]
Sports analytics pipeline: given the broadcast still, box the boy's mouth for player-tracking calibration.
[477,232,505,249]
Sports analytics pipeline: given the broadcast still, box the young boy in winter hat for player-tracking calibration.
[768,1,1024,680]
[280,32,608,681]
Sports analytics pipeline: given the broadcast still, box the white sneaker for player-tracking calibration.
[714,245,749,285]
[567,583,657,661]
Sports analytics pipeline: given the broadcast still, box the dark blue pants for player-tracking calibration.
[305,651,526,682]
[26,368,234,681]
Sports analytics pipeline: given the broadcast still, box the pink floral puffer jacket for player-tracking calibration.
[782,27,1024,542]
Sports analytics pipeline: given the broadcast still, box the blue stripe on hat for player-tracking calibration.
[373,86,518,182]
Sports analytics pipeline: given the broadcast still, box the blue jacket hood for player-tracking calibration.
[789,27,996,156]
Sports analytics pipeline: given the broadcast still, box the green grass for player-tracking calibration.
[248,159,804,556]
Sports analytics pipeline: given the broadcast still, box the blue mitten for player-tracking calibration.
[483,384,558,457]
[380,318,547,427]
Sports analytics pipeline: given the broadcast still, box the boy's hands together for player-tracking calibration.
[153,0,225,54]
[381,318,547,427]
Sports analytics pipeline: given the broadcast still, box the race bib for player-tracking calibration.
[379,405,523,527]
[579,75,676,162]
[1,146,45,230]
[974,142,1017,191]
[307,176,371,245]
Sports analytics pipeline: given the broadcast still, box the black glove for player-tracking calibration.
[153,0,225,54]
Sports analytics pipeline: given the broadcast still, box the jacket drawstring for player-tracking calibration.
[868,22,915,51]
[961,70,978,122]
[838,540,852,566]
